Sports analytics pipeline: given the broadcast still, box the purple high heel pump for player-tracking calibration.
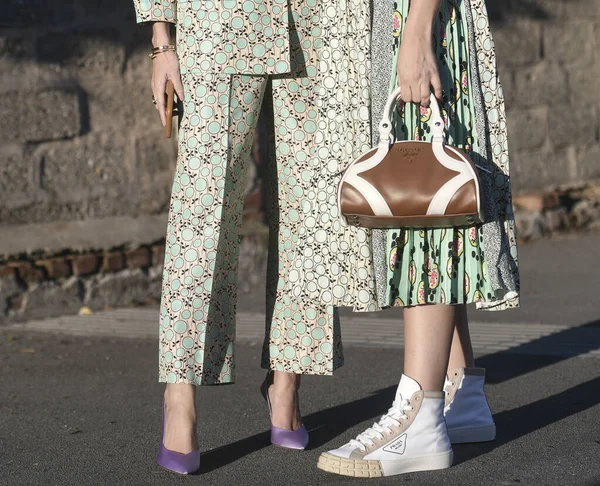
[157,401,201,475]
[260,370,309,450]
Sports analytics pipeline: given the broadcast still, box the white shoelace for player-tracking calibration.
[348,398,413,451]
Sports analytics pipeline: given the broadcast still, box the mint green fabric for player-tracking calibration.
[385,2,500,307]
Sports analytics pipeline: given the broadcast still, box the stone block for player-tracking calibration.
[0,33,35,59]
[513,62,568,107]
[85,269,149,309]
[514,209,547,242]
[102,252,125,273]
[0,197,87,226]
[543,22,594,63]
[8,294,25,313]
[37,136,128,203]
[36,257,72,280]
[547,102,597,148]
[544,207,570,232]
[506,107,547,152]
[0,58,71,94]
[542,191,563,210]
[134,134,177,176]
[494,21,541,68]
[0,271,23,315]
[576,144,600,182]
[20,277,82,320]
[132,134,177,214]
[238,234,268,294]
[510,147,577,193]
[0,89,80,143]
[36,30,126,78]
[564,1,600,19]
[567,62,600,104]
[499,70,516,110]
[151,244,166,266]
[571,199,600,228]
[147,265,164,301]
[0,145,36,209]
[71,254,100,276]
[0,265,15,277]
[8,261,46,284]
[125,248,151,269]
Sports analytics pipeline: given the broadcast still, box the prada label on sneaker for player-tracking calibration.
[382,433,407,455]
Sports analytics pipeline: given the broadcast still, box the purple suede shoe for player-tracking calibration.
[157,402,201,475]
[261,371,309,450]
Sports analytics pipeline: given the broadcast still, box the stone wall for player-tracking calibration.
[1,0,600,321]
[0,2,176,226]
[490,0,600,192]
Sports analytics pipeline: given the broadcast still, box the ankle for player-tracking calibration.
[271,371,301,391]
[164,384,196,411]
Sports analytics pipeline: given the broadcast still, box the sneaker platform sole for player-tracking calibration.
[317,450,453,478]
[448,424,496,444]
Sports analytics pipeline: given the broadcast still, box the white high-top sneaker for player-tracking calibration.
[444,367,496,444]
[318,375,453,478]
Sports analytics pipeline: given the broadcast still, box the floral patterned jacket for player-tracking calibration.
[133,0,295,75]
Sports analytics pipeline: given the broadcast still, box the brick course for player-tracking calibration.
[71,254,100,276]
[102,252,126,273]
[8,261,46,284]
[36,258,72,280]
[125,248,151,269]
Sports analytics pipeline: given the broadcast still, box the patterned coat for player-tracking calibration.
[133,0,299,75]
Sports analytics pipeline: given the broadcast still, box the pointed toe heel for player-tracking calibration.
[270,423,309,450]
[158,402,201,475]
[261,371,309,450]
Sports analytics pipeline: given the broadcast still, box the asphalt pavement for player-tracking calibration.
[2,232,600,486]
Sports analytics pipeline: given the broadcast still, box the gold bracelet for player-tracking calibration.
[149,45,176,59]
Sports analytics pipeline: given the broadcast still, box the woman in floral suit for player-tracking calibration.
[132,0,379,474]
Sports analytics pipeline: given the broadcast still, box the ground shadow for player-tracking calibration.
[201,316,600,474]
[477,319,600,384]
[201,366,600,474]
[453,375,600,466]
[199,385,395,473]
[201,367,600,475]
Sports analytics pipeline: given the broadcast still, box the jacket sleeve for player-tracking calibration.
[133,0,177,24]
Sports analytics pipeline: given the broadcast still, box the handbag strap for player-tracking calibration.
[378,87,445,145]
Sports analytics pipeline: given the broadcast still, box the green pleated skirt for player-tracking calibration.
[381,0,519,309]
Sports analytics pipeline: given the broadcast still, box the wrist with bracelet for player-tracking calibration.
[149,44,176,59]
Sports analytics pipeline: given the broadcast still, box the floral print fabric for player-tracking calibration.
[134,0,379,384]
[382,0,520,308]
[133,0,296,75]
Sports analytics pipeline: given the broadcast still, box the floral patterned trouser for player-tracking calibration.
[158,73,347,385]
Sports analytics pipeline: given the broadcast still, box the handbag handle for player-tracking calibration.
[378,87,445,144]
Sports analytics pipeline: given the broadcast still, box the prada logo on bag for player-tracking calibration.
[382,433,407,455]
[397,147,423,164]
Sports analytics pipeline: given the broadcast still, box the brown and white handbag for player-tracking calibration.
[338,87,485,229]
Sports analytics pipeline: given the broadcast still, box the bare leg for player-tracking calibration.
[447,304,475,373]
[163,383,198,453]
[267,371,302,430]
[403,304,456,391]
